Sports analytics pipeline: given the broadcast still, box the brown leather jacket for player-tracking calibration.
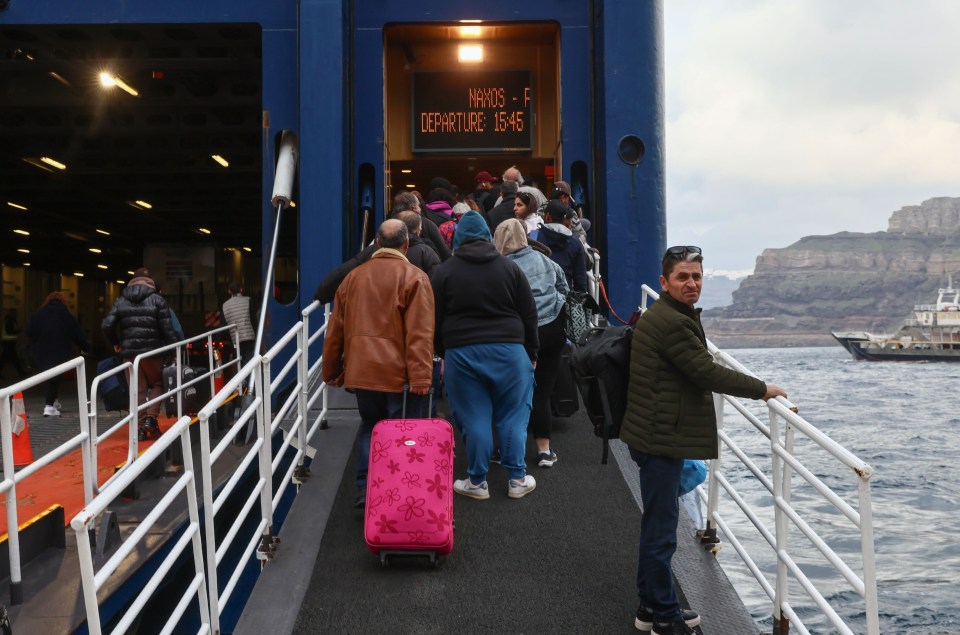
[322,249,435,392]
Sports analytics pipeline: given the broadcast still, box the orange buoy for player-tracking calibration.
[11,391,34,469]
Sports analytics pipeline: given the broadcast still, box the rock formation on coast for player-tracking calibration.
[701,197,960,348]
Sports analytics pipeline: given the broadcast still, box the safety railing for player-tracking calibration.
[0,358,93,605]
[639,285,879,635]
[70,415,210,635]
[89,324,239,494]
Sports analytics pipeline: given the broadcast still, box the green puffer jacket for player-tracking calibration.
[620,292,766,459]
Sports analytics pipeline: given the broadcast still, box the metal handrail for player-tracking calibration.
[639,284,879,635]
[0,357,92,605]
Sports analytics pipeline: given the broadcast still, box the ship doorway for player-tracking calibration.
[382,22,561,221]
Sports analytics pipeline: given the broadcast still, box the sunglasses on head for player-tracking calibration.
[517,192,532,205]
[663,245,702,260]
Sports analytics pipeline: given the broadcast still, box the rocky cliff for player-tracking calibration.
[701,197,960,348]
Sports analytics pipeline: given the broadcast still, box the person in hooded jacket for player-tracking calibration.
[530,200,589,293]
[430,211,540,500]
[25,292,91,416]
[423,187,456,231]
[494,219,568,468]
[101,267,179,440]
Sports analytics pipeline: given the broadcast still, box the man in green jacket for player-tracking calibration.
[620,245,787,635]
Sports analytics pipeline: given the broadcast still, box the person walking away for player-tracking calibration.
[494,219,568,468]
[222,281,256,366]
[322,219,435,508]
[530,200,589,293]
[471,170,497,212]
[101,268,179,440]
[25,293,91,416]
[431,210,539,500]
[1,308,27,381]
[620,245,788,634]
[486,179,519,231]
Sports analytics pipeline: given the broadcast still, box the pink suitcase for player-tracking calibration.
[364,414,455,566]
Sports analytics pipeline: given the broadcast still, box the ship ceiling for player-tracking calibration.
[0,23,262,280]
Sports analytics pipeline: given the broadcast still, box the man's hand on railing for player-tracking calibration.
[762,383,788,401]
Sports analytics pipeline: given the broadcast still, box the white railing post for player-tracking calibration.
[257,355,274,547]
[859,476,880,635]
[703,390,725,547]
[76,360,95,508]
[178,420,213,631]
[322,303,331,426]
[0,393,23,605]
[296,316,309,478]
[769,408,790,635]
[198,405,221,633]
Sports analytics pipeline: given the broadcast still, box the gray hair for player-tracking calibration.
[377,219,409,249]
[392,191,419,214]
[397,210,422,233]
[501,180,519,197]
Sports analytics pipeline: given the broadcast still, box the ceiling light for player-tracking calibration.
[99,71,138,97]
[14,229,29,236]
[23,263,31,267]
[211,154,229,167]
[459,19,482,23]
[97,264,108,269]
[243,247,252,253]
[290,201,296,208]
[198,227,211,235]
[22,157,56,173]
[406,183,417,188]
[96,229,110,236]
[401,169,412,174]
[460,26,482,37]
[127,270,135,275]
[49,71,73,88]
[17,249,29,254]
[129,200,153,210]
[89,248,102,254]
[116,279,125,284]
[73,272,85,277]
[7,201,28,210]
[40,156,67,170]
[458,44,483,63]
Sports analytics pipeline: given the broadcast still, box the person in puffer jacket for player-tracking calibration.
[529,200,588,292]
[101,267,179,440]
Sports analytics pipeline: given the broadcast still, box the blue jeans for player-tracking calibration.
[444,343,534,482]
[354,389,426,489]
[629,446,684,622]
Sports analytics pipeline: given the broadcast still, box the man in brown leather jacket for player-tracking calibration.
[322,219,435,507]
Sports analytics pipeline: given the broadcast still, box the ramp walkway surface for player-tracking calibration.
[237,390,759,635]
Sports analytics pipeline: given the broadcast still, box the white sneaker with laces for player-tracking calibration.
[454,478,490,500]
[508,474,537,499]
[43,405,61,417]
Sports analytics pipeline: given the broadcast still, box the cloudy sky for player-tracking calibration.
[663,1,960,276]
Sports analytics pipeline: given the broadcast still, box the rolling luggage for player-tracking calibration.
[364,391,454,566]
[97,356,129,412]
[163,362,210,416]
[550,342,580,417]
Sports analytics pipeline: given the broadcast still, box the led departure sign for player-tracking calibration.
[412,70,532,152]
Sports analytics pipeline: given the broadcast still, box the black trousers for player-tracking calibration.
[529,311,566,440]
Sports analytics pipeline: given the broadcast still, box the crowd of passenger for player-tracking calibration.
[319,166,596,504]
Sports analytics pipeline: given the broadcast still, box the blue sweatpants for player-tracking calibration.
[444,343,534,482]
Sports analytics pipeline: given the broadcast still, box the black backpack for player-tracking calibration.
[569,326,633,463]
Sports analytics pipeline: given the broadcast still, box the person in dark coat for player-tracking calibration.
[486,179,519,231]
[620,246,787,634]
[25,292,91,416]
[101,268,179,440]
[1,308,27,381]
[396,211,440,276]
[431,211,539,500]
[530,200,589,292]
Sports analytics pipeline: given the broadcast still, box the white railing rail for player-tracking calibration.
[89,324,239,494]
[70,415,211,635]
[0,357,92,605]
[639,284,879,635]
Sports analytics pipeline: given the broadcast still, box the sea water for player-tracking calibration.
[705,346,959,635]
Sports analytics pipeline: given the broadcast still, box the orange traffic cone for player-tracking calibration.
[11,392,34,469]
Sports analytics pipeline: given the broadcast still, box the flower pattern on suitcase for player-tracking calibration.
[365,417,455,558]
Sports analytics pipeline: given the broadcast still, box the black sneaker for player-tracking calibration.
[138,417,162,441]
[537,450,558,467]
[651,619,697,635]
[636,606,700,632]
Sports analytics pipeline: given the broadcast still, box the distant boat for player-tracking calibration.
[832,281,960,361]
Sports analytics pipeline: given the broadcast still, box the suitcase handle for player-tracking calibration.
[401,384,433,418]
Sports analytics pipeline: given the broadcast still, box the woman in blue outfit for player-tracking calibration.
[430,211,540,499]
[494,219,568,468]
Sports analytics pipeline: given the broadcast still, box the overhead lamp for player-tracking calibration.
[290,201,296,208]
[459,26,482,37]
[458,44,483,63]
[459,19,482,23]
[242,246,252,253]
[49,71,73,88]
[40,156,67,170]
[17,249,29,254]
[98,264,108,270]
[7,201,27,211]
[198,227,211,235]
[129,200,152,210]
[211,154,229,167]
[96,229,110,236]
[406,183,417,188]
[401,169,412,174]
[99,71,139,97]
[23,263,31,267]
[73,272,85,277]
[89,248,102,254]
[116,279,125,284]
[14,229,29,236]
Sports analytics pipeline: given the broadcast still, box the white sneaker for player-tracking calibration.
[453,478,490,500]
[508,474,537,499]
[43,405,61,417]
[53,399,62,411]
